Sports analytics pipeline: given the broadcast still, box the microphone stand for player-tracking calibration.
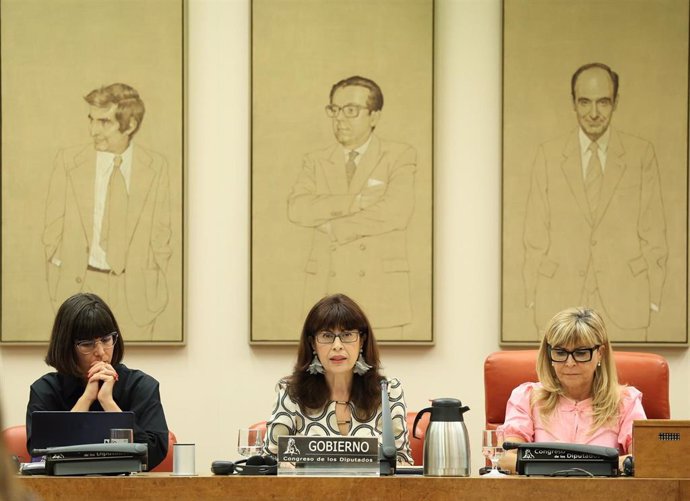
[379,379,397,476]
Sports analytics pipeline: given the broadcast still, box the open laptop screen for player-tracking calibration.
[30,411,135,453]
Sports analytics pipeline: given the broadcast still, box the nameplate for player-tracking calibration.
[277,436,379,477]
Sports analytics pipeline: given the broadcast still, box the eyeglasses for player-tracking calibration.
[325,104,370,119]
[548,344,600,363]
[75,332,118,354]
[314,330,360,344]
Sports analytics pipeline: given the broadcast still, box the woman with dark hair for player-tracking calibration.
[263,293,412,464]
[26,293,169,470]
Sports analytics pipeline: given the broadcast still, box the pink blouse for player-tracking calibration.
[498,382,646,454]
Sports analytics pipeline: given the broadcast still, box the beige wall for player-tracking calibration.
[1,0,688,475]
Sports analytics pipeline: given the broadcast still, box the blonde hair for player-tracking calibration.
[533,307,622,432]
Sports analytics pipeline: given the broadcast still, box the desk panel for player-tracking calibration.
[18,474,690,501]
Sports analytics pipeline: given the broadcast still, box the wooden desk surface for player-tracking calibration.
[18,474,690,501]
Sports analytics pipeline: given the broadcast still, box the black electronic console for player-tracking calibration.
[504,442,619,477]
[32,442,148,476]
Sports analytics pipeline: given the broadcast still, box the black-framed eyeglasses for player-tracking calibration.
[548,344,600,363]
[325,104,370,119]
[314,330,360,344]
[75,332,118,354]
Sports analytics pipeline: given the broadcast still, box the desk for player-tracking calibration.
[18,474,690,501]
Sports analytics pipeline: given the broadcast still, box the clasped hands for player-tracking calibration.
[75,361,121,412]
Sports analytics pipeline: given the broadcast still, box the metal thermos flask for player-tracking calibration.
[412,398,471,476]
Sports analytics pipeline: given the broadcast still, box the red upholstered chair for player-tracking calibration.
[249,421,267,435]
[484,350,670,430]
[2,425,30,463]
[150,430,177,472]
[250,411,429,466]
[407,410,428,466]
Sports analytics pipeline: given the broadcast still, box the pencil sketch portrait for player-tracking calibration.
[287,76,416,338]
[501,0,688,345]
[44,83,172,340]
[1,0,183,343]
[522,63,667,342]
[251,0,433,343]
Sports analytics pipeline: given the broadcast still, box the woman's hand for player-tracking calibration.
[498,435,525,474]
[89,361,121,411]
[71,378,100,411]
[70,362,118,411]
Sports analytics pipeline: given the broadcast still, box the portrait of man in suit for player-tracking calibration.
[43,83,172,340]
[522,63,668,341]
[288,76,417,338]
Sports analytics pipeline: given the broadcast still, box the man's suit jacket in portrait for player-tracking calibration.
[43,143,172,326]
[523,128,668,331]
[288,135,416,328]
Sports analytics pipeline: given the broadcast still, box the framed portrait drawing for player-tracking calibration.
[251,0,434,343]
[501,0,688,345]
[0,0,185,343]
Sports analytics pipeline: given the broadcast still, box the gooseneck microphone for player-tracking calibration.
[379,379,397,476]
[502,442,520,450]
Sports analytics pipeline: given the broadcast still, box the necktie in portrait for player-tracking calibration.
[101,155,128,274]
[585,142,603,218]
[345,150,358,186]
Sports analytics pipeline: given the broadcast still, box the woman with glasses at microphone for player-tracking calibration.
[263,293,413,464]
[26,292,169,469]
[498,307,645,472]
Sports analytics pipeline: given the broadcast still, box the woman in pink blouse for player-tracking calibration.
[498,307,645,472]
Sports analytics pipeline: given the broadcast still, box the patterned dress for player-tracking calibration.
[263,377,413,464]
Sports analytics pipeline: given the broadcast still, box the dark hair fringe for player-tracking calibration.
[45,293,125,377]
[287,293,383,420]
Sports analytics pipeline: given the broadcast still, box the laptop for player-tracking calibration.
[30,411,135,454]
[633,419,690,478]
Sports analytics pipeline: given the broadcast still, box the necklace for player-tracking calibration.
[335,400,351,426]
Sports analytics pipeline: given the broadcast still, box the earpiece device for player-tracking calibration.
[211,455,277,476]
[210,460,234,475]
[622,455,634,476]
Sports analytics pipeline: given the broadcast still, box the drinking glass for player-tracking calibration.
[237,428,264,458]
[481,429,507,477]
[109,428,134,444]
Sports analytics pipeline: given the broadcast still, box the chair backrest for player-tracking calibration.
[249,421,267,435]
[2,425,30,463]
[150,430,178,472]
[484,350,670,430]
[406,410,428,466]
[250,411,430,466]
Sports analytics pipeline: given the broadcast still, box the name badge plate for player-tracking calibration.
[277,436,379,477]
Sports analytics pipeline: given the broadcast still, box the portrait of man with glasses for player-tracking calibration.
[287,75,417,340]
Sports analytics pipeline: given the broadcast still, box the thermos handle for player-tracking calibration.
[412,407,432,439]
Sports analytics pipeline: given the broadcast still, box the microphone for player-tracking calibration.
[379,379,397,476]
[502,442,521,450]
